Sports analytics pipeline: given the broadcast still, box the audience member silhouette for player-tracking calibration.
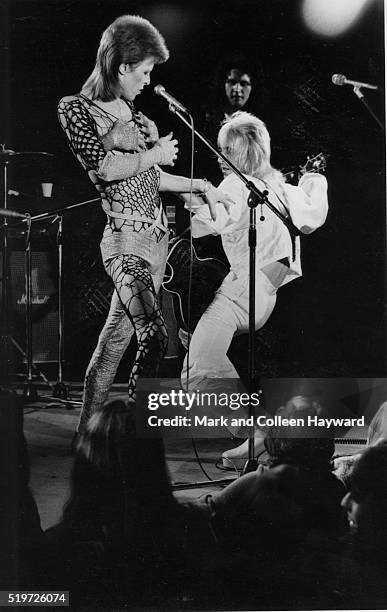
[334,400,387,487]
[45,400,187,607]
[192,395,346,609]
[340,441,387,609]
[0,392,44,589]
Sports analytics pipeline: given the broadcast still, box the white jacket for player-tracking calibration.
[189,172,328,298]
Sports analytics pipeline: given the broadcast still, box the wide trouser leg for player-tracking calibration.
[181,294,240,388]
[181,274,276,437]
[182,274,277,389]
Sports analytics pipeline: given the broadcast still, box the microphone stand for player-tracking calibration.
[352,87,384,132]
[51,215,67,399]
[167,104,299,475]
[23,213,38,401]
[0,151,12,392]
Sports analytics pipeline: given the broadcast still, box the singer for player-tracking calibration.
[57,14,233,431]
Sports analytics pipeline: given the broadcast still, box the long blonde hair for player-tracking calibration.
[218,111,284,189]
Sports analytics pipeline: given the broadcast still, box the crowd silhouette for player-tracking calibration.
[6,392,387,609]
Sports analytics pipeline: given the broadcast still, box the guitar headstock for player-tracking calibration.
[283,152,327,183]
[299,152,326,177]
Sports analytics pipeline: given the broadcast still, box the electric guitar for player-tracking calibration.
[162,237,229,333]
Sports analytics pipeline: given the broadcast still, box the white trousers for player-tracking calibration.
[181,270,277,388]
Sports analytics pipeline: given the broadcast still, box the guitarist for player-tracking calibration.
[180,111,328,465]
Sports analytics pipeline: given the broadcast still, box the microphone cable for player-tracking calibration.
[186,111,214,483]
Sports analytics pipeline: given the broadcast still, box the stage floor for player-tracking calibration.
[21,383,368,530]
[22,385,240,529]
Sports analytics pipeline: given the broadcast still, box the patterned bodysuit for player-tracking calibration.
[58,94,168,429]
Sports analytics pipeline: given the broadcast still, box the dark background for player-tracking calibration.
[0,0,385,380]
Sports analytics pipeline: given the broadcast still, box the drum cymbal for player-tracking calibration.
[0,149,54,159]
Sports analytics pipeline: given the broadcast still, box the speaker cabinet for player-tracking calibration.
[3,251,59,363]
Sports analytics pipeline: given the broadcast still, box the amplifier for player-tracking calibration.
[1,251,59,362]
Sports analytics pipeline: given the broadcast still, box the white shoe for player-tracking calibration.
[221,430,266,470]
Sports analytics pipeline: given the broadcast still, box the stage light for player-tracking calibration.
[302,0,371,37]
[145,4,195,38]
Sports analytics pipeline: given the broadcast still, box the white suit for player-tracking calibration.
[181,171,328,388]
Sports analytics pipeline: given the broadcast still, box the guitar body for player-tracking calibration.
[163,238,229,333]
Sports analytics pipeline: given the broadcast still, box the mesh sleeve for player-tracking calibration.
[57,97,163,180]
[57,97,105,171]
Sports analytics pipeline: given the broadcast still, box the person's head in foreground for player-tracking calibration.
[341,440,387,561]
[265,395,334,472]
[64,400,177,537]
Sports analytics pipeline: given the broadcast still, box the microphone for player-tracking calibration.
[332,74,378,91]
[154,85,188,113]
